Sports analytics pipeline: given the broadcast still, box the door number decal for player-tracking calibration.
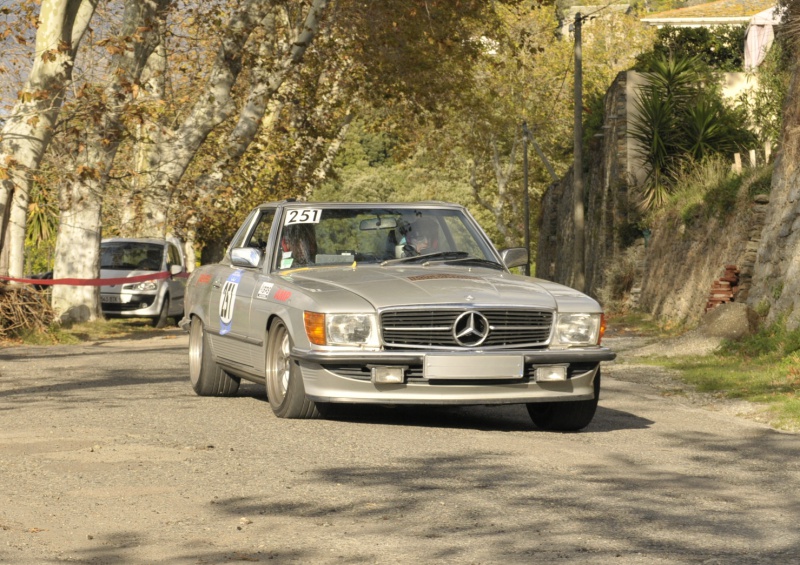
[219,270,242,335]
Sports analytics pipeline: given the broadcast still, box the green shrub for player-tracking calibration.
[648,155,772,227]
[634,25,746,72]
[736,41,791,147]
[747,164,773,196]
[702,172,741,218]
[720,319,800,360]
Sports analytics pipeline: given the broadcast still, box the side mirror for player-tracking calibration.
[230,247,262,268]
[169,264,184,276]
[500,248,529,269]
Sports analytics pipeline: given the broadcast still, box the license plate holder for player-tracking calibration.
[423,354,524,379]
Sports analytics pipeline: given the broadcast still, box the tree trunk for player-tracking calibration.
[469,136,520,247]
[51,0,170,321]
[136,0,328,238]
[133,0,274,238]
[120,21,168,238]
[51,176,104,322]
[0,0,96,277]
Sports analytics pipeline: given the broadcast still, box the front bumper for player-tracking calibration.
[292,346,615,405]
[100,293,160,317]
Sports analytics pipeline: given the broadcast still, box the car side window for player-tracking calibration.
[245,210,277,252]
[167,245,181,267]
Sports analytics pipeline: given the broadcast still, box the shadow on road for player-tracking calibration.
[236,382,653,433]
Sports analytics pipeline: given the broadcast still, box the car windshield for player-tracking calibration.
[101,242,165,271]
[273,206,498,271]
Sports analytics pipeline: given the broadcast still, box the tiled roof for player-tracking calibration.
[643,0,775,20]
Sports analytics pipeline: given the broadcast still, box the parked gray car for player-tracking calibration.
[100,238,187,328]
[180,201,615,430]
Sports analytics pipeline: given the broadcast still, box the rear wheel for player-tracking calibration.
[189,317,240,396]
[265,319,319,419]
[527,369,601,432]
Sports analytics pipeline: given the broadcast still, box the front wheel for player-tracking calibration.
[527,369,601,432]
[265,319,319,419]
[188,317,240,396]
[153,294,170,328]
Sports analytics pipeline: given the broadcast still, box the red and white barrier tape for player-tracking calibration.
[0,271,177,287]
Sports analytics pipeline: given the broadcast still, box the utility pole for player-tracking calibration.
[522,121,531,276]
[573,12,585,292]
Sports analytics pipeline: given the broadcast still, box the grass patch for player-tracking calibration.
[641,321,800,431]
[719,319,800,359]
[646,158,773,227]
[605,311,685,337]
[658,354,800,431]
[2,318,179,346]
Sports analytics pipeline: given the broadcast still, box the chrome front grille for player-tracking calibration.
[380,308,553,349]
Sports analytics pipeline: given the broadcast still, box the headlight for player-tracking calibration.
[122,280,158,291]
[304,312,379,347]
[554,313,601,346]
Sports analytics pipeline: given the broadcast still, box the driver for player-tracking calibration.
[280,223,317,267]
[399,217,438,257]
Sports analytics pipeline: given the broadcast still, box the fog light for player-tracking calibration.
[535,366,567,382]
[370,366,406,384]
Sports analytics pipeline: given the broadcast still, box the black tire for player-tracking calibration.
[315,402,349,420]
[188,317,240,396]
[265,319,319,419]
[153,294,170,328]
[527,369,601,432]
[173,302,184,327]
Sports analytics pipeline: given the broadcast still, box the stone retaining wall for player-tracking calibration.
[638,195,770,326]
[536,71,636,294]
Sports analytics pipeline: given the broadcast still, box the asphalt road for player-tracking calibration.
[0,332,799,564]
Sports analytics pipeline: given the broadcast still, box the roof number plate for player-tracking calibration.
[284,209,322,225]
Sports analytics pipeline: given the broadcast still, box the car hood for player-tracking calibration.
[280,264,597,312]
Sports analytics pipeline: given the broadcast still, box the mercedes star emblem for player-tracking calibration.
[452,311,490,346]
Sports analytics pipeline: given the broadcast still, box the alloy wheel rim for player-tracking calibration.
[278,329,291,394]
[189,320,201,385]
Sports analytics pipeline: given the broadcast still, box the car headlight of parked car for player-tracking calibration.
[304,312,380,347]
[123,280,159,291]
[553,313,603,346]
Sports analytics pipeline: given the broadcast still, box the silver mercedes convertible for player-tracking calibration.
[180,201,615,430]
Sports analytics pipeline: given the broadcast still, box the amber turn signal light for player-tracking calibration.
[304,311,326,345]
[599,314,607,344]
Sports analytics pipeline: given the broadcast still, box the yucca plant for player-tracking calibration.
[644,54,703,104]
[24,183,58,275]
[629,86,682,177]
[631,54,755,211]
[26,184,58,246]
[683,97,755,161]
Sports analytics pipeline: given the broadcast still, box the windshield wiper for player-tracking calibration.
[381,251,469,266]
[437,256,505,270]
